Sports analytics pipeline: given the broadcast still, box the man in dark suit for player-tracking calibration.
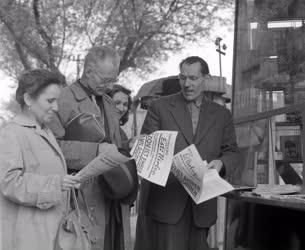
[134,56,240,250]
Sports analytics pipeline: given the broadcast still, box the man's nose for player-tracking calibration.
[52,102,58,112]
[183,78,191,87]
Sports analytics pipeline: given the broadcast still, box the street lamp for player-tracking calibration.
[68,54,83,78]
[215,37,227,77]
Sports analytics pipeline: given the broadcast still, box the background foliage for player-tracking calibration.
[0,0,234,80]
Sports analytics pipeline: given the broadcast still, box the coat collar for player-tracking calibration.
[70,80,122,146]
[70,80,89,101]
[13,112,37,128]
[96,94,122,146]
[168,93,216,145]
[13,113,67,172]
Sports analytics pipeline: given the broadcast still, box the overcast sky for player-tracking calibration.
[115,23,234,97]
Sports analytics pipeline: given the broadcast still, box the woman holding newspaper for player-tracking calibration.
[0,69,80,250]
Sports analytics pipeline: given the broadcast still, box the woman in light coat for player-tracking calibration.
[0,69,80,250]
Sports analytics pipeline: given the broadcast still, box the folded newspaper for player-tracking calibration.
[76,143,131,182]
[130,130,178,186]
[172,144,234,204]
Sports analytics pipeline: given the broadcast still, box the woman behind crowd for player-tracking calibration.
[0,69,80,250]
[107,84,132,145]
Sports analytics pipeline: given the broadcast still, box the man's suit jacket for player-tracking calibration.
[140,92,240,228]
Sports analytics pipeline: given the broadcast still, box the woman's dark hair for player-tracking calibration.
[16,69,63,108]
[179,56,210,76]
[107,84,132,126]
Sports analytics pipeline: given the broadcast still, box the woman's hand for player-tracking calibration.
[61,175,81,191]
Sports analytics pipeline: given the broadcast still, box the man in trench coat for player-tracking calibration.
[134,56,240,250]
[49,46,136,250]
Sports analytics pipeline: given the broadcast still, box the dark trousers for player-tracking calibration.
[104,201,123,250]
[134,199,210,250]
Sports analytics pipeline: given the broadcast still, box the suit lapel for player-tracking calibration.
[194,98,217,145]
[168,93,193,145]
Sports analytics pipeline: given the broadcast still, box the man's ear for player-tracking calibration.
[200,75,208,92]
[113,55,121,71]
[204,74,211,80]
[24,93,32,107]
[84,65,93,79]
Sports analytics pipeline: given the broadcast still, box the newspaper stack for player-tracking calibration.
[76,143,131,182]
[253,184,301,196]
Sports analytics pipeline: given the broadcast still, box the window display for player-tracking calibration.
[233,0,305,120]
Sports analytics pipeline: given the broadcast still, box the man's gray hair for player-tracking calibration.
[84,46,120,69]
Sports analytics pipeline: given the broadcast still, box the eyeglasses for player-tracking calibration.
[100,77,118,86]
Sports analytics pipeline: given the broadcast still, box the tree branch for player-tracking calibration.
[0,12,49,66]
[131,0,138,31]
[119,37,136,72]
[56,0,66,67]
[33,0,55,68]
[96,0,121,44]
[121,0,180,70]
[14,41,31,70]
[119,2,138,71]
[82,0,97,45]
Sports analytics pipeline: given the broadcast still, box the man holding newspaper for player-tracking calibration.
[49,46,137,250]
[134,56,240,250]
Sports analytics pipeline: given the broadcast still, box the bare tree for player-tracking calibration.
[0,0,234,80]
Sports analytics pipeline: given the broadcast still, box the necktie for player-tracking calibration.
[187,101,200,135]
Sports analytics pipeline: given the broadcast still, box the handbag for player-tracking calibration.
[54,188,102,250]
[63,112,106,143]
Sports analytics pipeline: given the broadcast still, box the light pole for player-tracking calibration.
[215,37,227,78]
[68,54,83,78]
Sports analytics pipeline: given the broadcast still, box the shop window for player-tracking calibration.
[234,110,304,186]
[233,0,305,120]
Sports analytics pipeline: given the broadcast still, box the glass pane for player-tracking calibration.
[233,0,305,120]
[233,118,269,186]
[273,111,303,185]
[234,111,304,186]
[225,199,305,250]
